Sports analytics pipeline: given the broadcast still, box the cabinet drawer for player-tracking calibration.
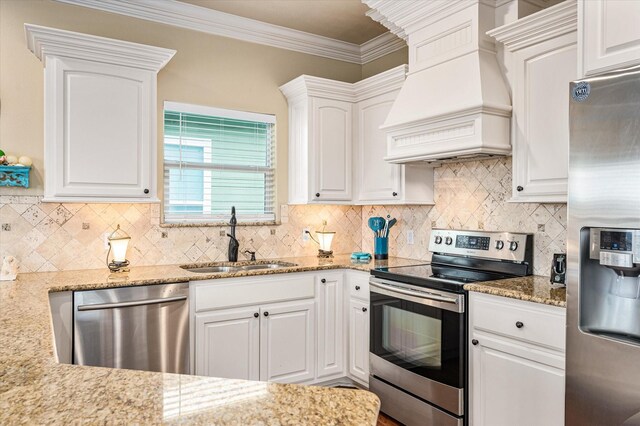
[471,294,566,352]
[347,272,370,301]
[195,274,315,312]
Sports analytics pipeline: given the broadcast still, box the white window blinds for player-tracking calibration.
[163,102,276,224]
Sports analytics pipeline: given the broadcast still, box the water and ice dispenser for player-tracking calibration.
[580,228,640,344]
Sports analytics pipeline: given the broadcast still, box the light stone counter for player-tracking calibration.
[0,254,418,424]
[464,275,567,307]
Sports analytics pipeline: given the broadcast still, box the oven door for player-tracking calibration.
[369,277,465,417]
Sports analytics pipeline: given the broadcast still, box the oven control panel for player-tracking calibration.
[429,229,533,263]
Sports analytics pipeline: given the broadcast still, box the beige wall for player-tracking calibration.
[361,46,408,79]
[0,0,405,206]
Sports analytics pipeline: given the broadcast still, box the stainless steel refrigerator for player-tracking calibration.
[567,66,640,425]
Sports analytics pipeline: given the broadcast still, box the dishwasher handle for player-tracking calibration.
[77,295,187,311]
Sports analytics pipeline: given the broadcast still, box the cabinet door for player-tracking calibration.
[581,0,640,76]
[348,298,370,385]
[44,57,155,201]
[195,307,260,381]
[316,273,344,379]
[511,32,577,202]
[470,334,565,426]
[260,299,315,383]
[355,92,401,203]
[311,98,352,201]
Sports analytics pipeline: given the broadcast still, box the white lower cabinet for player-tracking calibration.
[348,299,370,385]
[193,270,370,386]
[345,271,370,386]
[469,292,566,426]
[260,300,315,383]
[193,273,317,384]
[195,306,260,381]
[195,298,315,384]
[316,273,345,380]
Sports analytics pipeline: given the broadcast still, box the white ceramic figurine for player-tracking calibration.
[0,256,18,281]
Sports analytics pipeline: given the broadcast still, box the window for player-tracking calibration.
[163,102,276,223]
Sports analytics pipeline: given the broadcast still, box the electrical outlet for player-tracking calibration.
[303,227,310,241]
[407,230,415,245]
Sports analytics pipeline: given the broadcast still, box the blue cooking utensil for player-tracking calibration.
[368,217,385,236]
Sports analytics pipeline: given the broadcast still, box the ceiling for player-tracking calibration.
[179,0,389,45]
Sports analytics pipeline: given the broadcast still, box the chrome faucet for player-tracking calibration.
[227,206,239,262]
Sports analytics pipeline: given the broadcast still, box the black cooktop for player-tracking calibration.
[372,261,522,293]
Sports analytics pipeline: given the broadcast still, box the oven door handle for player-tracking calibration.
[369,279,464,313]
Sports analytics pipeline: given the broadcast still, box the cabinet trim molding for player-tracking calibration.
[280,65,407,104]
[488,0,577,52]
[25,23,176,71]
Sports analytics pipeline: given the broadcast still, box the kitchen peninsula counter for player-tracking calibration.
[0,255,417,424]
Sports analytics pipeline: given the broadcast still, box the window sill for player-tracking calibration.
[160,221,280,228]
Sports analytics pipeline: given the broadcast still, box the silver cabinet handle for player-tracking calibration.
[77,295,187,311]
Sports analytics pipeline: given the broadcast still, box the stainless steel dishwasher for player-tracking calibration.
[73,282,189,374]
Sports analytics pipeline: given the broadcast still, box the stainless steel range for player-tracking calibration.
[369,229,534,426]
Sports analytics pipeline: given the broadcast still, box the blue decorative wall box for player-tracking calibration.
[0,166,31,188]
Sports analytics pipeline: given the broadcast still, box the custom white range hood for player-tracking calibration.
[364,0,512,163]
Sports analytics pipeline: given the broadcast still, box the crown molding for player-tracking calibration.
[488,0,577,51]
[24,23,176,71]
[360,32,407,64]
[363,0,498,37]
[280,64,407,104]
[52,0,405,65]
[353,64,407,101]
[279,75,356,103]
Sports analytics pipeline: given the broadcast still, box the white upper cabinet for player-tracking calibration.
[354,68,434,205]
[281,65,434,205]
[489,1,577,203]
[580,0,640,77]
[25,24,175,202]
[312,97,353,202]
[280,76,355,204]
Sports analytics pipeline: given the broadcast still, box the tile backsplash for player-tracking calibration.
[0,200,362,273]
[362,158,566,276]
[0,158,565,276]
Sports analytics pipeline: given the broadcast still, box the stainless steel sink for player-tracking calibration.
[181,262,296,274]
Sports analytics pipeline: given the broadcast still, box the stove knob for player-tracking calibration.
[509,241,519,251]
[445,236,453,245]
[495,240,504,250]
[435,236,443,244]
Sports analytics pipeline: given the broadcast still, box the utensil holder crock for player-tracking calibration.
[374,237,388,260]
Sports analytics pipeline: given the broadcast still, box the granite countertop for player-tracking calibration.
[464,275,567,307]
[0,254,416,424]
